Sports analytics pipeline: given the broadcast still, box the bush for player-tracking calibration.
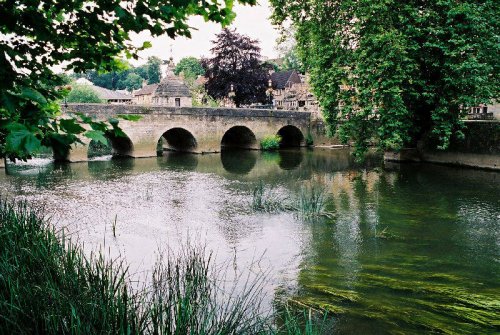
[66,84,102,103]
[305,133,314,146]
[260,135,282,151]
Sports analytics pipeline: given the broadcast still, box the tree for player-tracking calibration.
[122,73,144,91]
[1,0,255,162]
[174,57,205,80]
[270,0,499,158]
[146,57,162,84]
[203,29,269,107]
[66,85,102,103]
[275,32,303,72]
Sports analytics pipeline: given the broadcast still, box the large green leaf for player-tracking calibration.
[5,123,41,155]
[117,114,142,121]
[84,130,108,146]
[20,87,47,105]
[60,118,86,134]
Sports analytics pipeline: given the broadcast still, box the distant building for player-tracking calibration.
[270,70,321,119]
[467,102,500,120]
[75,77,93,86]
[73,79,132,104]
[271,70,301,109]
[133,83,158,105]
[151,59,192,107]
[91,86,132,104]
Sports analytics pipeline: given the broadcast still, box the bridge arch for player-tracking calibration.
[277,125,304,148]
[221,126,257,149]
[87,133,134,159]
[158,127,198,154]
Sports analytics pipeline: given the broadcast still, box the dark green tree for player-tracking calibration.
[122,73,144,91]
[1,0,255,161]
[270,0,499,158]
[174,57,205,80]
[203,29,268,107]
[146,56,162,84]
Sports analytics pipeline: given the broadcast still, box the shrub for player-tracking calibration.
[305,133,314,146]
[260,135,282,151]
[66,84,103,103]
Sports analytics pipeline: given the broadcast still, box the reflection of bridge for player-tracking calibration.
[64,104,311,162]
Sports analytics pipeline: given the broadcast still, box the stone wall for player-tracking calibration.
[62,104,312,162]
[385,121,500,170]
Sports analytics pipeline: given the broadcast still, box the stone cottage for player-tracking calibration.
[133,83,158,105]
[152,70,192,107]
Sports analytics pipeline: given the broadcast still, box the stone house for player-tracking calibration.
[133,83,158,105]
[467,102,500,120]
[271,70,321,119]
[270,70,301,109]
[152,70,192,107]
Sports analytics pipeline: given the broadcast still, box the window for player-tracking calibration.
[299,101,306,107]
[175,98,181,107]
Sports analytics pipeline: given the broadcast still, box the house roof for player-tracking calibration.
[154,72,190,98]
[93,86,132,101]
[271,70,301,89]
[134,83,158,96]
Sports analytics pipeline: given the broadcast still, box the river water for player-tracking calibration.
[1,148,499,334]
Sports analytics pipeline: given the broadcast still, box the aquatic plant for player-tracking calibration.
[295,184,335,219]
[261,135,282,151]
[0,199,328,334]
[252,181,292,213]
[112,214,118,237]
[305,133,314,146]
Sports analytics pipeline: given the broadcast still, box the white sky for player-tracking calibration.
[129,0,281,65]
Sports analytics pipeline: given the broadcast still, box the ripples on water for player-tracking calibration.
[1,148,499,334]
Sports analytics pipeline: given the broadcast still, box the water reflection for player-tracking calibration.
[158,152,199,171]
[221,149,257,174]
[1,149,499,334]
[88,157,135,179]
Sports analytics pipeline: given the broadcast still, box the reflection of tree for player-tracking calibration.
[280,164,500,334]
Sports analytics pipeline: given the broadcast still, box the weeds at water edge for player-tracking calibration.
[0,198,331,334]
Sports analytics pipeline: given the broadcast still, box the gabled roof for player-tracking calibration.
[271,70,301,90]
[154,72,190,98]
[134,83,158,96]
[92,86,132,101]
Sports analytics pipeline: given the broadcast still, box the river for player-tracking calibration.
[1,148,499,334]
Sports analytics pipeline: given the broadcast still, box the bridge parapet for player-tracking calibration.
[62,104,312,162]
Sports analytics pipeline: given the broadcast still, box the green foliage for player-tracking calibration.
[123,73,143,91]
[77,56,161,90]
[66,85,102,103]
[305,133,314,146]
[261,135,282,150]
[175,57,205,80]
[0,199,329,334]
[270,0,499,159]
[146,56,162,84]
[0,0,257,162]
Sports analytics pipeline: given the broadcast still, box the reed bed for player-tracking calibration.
[251,182,335,220]
[0,199,329,334]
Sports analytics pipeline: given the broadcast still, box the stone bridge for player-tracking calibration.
[64,104,312,162]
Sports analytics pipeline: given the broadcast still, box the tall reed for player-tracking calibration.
[0,199,330,334]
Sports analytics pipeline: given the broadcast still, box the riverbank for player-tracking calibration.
[0,199,325,334]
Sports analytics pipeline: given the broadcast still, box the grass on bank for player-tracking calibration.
[0,199,329,334]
